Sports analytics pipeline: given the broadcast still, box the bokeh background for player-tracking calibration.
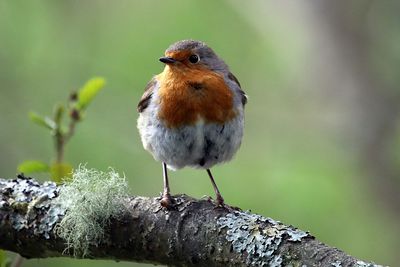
[1,1,399,266]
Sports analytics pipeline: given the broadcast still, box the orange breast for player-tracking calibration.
[157,66,236,128]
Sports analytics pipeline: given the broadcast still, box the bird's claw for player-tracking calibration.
[160,193,174,209]
[216,195,225,206]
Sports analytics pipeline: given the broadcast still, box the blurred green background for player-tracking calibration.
[1,0,400,266]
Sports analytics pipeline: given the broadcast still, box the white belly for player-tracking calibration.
[137,113,244,170]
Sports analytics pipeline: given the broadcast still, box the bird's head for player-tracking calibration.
[159,40,228,73]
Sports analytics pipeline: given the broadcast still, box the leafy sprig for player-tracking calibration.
[17,77,106,183]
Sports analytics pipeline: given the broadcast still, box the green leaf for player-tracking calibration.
[50,162,73,183]
[17,160,50,174]
[0,250,4,267]
[0,250,9,267]
[29,111,56,130]
[76,77,106,110]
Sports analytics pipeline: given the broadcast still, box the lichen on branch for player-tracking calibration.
[55,166,128,256]
[0,175,63,238]
[217,212,309,266]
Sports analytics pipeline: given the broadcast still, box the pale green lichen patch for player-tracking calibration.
[332,260,342,267]
[355,260,385,267]
[0,175,63,238]
[54,166,128,257]
[217,211,310,267]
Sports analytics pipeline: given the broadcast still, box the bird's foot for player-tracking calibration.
[201,195,213,201]
[216,195,225,207]
[160,193,174,209]
[208,195,229,210]
[210,195,241,211]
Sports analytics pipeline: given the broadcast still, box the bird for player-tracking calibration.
[137,40,247,208]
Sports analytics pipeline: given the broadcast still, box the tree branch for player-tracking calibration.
[0,176,384,266]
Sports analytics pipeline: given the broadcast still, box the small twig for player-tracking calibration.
[55,130,64,163]
[54,108,79,163]
[64,108,79,143]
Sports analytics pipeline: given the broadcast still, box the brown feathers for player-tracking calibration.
[137,78,156,113]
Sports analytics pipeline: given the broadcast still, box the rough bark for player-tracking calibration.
[0,176,384,267]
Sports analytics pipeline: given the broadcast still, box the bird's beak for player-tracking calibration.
[159,57,176,64]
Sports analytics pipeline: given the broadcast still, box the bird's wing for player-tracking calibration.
[137,77,157,113]
[228,72,247,106]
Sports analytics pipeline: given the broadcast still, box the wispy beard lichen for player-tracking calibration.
[54,166,128,257]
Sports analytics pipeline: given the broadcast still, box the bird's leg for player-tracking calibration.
[206,169,224,206]
[160,162,173,208]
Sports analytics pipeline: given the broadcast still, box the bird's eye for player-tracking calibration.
[188,54,200,64]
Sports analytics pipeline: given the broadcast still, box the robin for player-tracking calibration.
[137,40,247,207]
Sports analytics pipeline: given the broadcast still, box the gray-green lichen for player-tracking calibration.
[0,174,64,239]
[217,211,310,267]
[355,260,385,267]
[54,166,128,257]
[332,261,342,267]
